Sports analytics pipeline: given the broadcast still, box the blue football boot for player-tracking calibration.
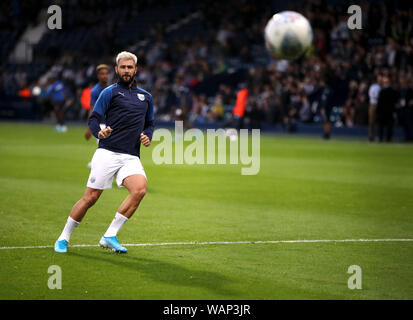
[99,236,127,253]
[54,239,69,253]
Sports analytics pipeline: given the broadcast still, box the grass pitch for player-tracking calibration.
[0,122,412,299]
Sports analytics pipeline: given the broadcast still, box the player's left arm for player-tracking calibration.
[140,94,155,147]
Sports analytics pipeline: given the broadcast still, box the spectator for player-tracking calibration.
[353,81,369,126]
[232,83,249,130]
[397,76,413,141]
[377,76,399,142]
[368,74,382,141]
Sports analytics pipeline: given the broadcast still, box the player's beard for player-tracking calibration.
[117,72,135,86]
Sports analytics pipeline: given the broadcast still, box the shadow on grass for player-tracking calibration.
[68,249,238,298]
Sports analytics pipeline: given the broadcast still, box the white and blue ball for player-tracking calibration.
[264,11,313,60]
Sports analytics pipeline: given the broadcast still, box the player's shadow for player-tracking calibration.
[69,250,238,297]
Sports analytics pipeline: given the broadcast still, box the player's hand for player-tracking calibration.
[140,133,151,147]
[84,128,92,140]
[98,126,113,139]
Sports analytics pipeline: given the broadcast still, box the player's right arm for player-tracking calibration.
[88,87,112,139]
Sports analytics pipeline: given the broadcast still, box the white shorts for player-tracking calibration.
[87,148,147,190]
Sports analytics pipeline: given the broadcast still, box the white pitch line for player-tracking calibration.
[0,238,412,250]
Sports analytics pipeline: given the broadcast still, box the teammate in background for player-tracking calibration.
[84,64,109,140]
[368,74,382,142]
[84,65,109,168]
[44,76,73,132]
[54,52,154,254]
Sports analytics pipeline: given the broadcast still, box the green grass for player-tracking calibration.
[0,122,412,299]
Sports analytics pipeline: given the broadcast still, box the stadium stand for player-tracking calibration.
[1,0,412,141]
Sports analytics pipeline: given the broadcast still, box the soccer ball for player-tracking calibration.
[264,11,313,60]
[32,86,41,96]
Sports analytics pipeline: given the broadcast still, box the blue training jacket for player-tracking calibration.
[88,80,155,157]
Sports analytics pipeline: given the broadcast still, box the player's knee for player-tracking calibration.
[131,187,146,201]
[83,194,99,207]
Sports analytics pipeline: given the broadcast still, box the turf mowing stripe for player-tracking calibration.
[0,238,412,250]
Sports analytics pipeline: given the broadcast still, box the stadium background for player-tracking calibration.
[1,0,412,140]
[0,0,412,301]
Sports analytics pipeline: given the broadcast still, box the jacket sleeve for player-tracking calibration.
[88,87,111,138]
[90,86,100,108]
[142,94,155,141]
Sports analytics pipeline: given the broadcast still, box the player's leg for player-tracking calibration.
[55,187,103,253]
[99,175,147,253]
[54,101,66,132]
[55,148,117,253]
[117,174,147,218]
[100,155,147,253]
[69,187,103,222]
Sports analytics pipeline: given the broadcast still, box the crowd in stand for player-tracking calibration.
[1,0,413,141]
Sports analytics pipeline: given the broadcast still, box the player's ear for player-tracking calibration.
[115,65,118,74]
